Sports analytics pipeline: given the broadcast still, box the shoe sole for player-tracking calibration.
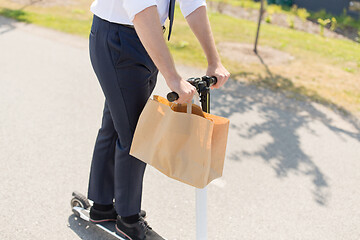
[90,218,116,223]
[115,225,133,240]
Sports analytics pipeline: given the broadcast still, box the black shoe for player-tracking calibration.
[90,206,147,223]
[89,206,117,223]
[115,216,165,240]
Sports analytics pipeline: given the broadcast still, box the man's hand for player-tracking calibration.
[166,76,197,104]
[206,62,230,89]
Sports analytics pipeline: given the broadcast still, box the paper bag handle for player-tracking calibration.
[187,92,201,114]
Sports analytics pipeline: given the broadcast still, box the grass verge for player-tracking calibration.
[0,1,359,116]
[0,7,92,35]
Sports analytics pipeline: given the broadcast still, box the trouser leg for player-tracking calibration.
[87,101,117,205]
[113,72,157,216]
[88,15,158,217]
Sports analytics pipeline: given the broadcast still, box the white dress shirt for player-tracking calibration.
[90,0,206,26]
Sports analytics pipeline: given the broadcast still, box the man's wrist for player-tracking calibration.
[207,55,221,67]
[164,71,182,84]
[207,59,221,69]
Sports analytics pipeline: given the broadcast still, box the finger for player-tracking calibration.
[213,81,221,89]
[188,90,196,103]
[176,94,186,104]
[188,87,196,97]
[224,72,230,83]
[178,93,191,104]
[184,93,192,103]
[210,82,218,89]
[217,74,227,88]
[222,73,230,87]
[187,92,195,103]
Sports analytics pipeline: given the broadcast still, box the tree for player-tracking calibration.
[254,0,265,54]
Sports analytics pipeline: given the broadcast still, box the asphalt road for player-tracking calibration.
[1,16,360,240]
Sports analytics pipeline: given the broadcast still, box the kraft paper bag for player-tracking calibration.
[129,95,229,188]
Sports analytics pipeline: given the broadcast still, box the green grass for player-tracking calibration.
[169,9,360,70]
[0,3,359,116]
[0,8,29,22]
[1,5,359,68]
[0,8,92,36]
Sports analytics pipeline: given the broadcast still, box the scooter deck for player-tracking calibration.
[72,206,125,240]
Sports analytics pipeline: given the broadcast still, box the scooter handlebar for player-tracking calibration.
[167,76,217,102]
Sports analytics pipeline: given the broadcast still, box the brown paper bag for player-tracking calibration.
[129,95,229,188]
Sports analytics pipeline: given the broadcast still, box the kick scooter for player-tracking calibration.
[71,75,217,240]
[167,75,217,240]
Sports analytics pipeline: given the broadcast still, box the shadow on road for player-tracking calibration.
[68,214,118,240]
[0,3,38,35]
[0,15,17,35]
[211,62,360,206]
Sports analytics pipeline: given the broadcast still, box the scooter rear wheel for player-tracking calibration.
[71,191,91,209]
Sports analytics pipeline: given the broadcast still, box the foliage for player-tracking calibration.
[267,4,283,14]
[311,8,360,32]
[317,18,331,37]
[290,4,297,15]
[311,9,327,19]
[330,17,337,31]
[214,0,360,33]
[296,8,310,22]
[287,15,295,29]
[265,14,272,23]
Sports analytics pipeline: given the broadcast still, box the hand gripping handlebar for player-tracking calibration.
[167,76,217,102]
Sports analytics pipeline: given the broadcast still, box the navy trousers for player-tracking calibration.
[87,15,158,217]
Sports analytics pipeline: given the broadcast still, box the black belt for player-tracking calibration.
[120,23,166,33]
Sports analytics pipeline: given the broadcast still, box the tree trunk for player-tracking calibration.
[254,0,264,54]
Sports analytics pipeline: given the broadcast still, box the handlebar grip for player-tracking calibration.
[167,92,179,102]
[209,76,217,85]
